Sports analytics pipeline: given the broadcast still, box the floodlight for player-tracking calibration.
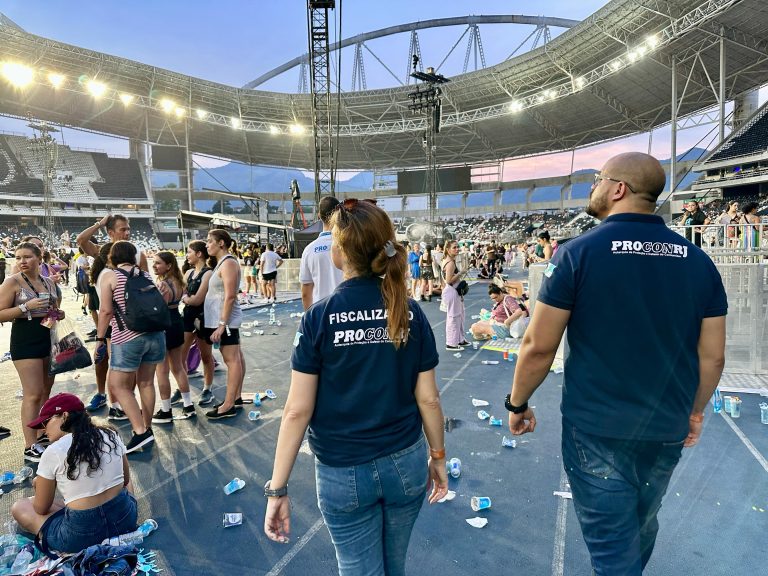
[269,125,280,135]
[160,98,175,113]
[575,76,586,89]
[196,109,207,120]
[628,50,639,62]
[508,100,523,113]
[2,62,34,88]
[230,117,241,129]
[174,107,186,118]
[646,34,660,49]
[289,123,305,135]
[610,59,623,71]
[47,73,65,89]
[86,80,107,98]
[636,45,648,57]
[119,93,134,105]
[545,89,556,100]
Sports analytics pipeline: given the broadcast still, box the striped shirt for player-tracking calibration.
[109,267,148,345]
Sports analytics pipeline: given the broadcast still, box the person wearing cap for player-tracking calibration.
[11,393,138,554]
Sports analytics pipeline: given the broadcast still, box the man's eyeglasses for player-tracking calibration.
[594,173,636,195]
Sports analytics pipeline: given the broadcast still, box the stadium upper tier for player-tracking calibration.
[0,0,767,171]
[0,135,148,201]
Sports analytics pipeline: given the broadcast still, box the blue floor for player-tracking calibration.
[0,272,766,575]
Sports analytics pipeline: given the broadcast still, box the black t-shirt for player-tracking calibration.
[292,276,439,466]
[683,210,707,246]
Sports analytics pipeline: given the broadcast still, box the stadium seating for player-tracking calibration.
[709,106,768,162]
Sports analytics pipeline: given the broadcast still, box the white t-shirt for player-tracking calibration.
[76,255,91,269]
[37,431,126,505]
[260,250,283,274]
[299,231,343,304]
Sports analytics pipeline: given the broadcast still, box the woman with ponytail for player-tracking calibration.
[265,199,448,574]
[12,393,137,553]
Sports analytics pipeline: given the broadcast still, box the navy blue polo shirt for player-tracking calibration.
[538,213,727,442]
[291,276,439,466]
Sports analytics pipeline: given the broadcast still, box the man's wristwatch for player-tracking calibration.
[504,394,528,414]
[264,480,288,498]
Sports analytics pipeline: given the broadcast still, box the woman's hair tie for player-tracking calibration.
[383,241,396,258]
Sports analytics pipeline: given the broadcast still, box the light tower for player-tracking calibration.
[27,119,59,240]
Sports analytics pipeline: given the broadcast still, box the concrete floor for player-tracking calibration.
[0,275,765,575]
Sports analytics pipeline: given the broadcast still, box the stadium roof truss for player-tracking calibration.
[1,0,767,171]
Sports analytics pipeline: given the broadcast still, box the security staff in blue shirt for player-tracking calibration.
[505,152,727,575]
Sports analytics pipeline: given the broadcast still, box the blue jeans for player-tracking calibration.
[562,419,684,576]
[315,435,427,576]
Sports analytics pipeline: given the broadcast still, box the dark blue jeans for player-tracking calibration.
[315,436,427,576]
[562,419,684,576]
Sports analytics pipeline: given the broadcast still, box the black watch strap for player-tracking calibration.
[264,480,288,498]
[504,394,528,414]
[96,337,107,343]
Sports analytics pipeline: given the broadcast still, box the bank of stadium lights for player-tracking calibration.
[574,76,586,90]
[86,80,107,98]
[159,98,175,114]
[269,125,280,135]
[230,117,241,129]
[47,73,65,89]
[1,62,34,88]
[174,107,186,118]
[119,93,134,106]
[196,109,208,120]
[610,59,623,71]
[508,100,523,113]
[289,124,305,135]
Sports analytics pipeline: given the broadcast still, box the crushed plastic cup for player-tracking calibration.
[223,478,246,495]
[489,416,503,427]
[276,321,282,327]
[502,436,517,448]
[730,397,742,418]
[241,322,252,329]
[471,315,480,320]
[265,389,277,399]
[446,457,461,478]
[223,513,243,528]
[470,496,492,511]
[477,410,490,420]
[242,332,252,337]
[253,321,260,326]
[248,410,261,421]
[0,471,15,486]
[471,398,489,407]
[723,396,733,413]
[453,352,462,358]
[437,490,456,503]
[760,402,768,424]
[255,330,265,335]
[472,342,479,350]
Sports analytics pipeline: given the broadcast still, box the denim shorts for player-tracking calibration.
[39,489,137,554]
[492,322,511,339]
[110,332,166,372]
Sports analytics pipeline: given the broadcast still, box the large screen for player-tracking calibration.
[151,146,187,171]
[397,166,471,194]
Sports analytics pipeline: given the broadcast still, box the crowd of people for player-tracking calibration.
[0,152,740,573]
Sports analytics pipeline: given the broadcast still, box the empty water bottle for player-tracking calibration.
[0,472,14,486]
[248,410,261,421]
[224,477,246,495]
[101,519,158,546]
[137,519,158,538]
[446,457,462,478]
[712,387,722,413]
[10,544,33,573]
[760,402,768,425]
[12,467,33,485]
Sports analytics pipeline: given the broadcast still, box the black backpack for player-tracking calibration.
[75,268,89,295]
[112,267,171,332]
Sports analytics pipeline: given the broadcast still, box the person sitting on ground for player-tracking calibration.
[11,393,137,554]
[470,284,529,340]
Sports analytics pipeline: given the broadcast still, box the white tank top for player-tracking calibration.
[204,255,242,329]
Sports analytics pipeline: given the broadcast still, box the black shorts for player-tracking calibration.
[262,271,277,282]
[10,318,51,360]
[182,305,204,334]
[199,326,240,347]
[87,285,99,312]
[165,310,185,350]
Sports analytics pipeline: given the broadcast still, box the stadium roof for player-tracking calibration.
[1,0,767,171]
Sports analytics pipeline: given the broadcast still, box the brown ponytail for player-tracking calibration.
[330,200,410,349]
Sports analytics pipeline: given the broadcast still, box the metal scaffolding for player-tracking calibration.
[306,0,336,203]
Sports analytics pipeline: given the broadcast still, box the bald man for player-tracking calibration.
[506,152,727,574]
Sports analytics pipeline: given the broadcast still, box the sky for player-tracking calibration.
[0,1,762,180]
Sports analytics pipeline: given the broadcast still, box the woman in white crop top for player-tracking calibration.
[11,393,138,554]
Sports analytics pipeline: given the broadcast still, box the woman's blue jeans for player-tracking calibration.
[315,436,427,576]
[562,419,684,576]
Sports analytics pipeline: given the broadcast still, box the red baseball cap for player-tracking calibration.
[28,393,85,429]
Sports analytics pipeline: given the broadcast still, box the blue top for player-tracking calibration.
[408,250,420,278]
[292,276,439,466]
[537,213,727,442]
